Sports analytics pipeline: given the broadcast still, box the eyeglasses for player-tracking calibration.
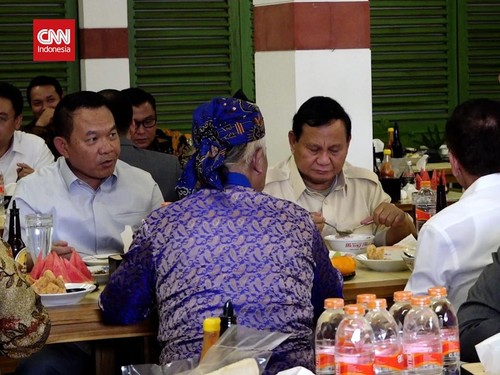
[133,117,157,128]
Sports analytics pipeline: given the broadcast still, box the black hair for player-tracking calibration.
[99,89,133,136]
[26,75,63,105]
[0,82,24,117]
[121,87,157,113]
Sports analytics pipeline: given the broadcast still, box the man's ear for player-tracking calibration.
[288,131,297,153]
[252,147,266,175]
[54,136,69,158]
[14,114,23,130]
[448,151,461,178]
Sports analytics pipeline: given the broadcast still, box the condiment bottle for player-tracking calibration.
[200,317,221,361]
[219,299,237,336]
[8,200,28,270]
[392,122,404,158]
[373,145,380,178]
[380,149,395,178]
[387,127,394,155]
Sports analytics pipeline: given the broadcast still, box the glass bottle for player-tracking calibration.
[387,127,394,155]
[380,149,395,179]
[315,298,345,374]
[400,161,416,188]
[373,145,380,178]
[392,122,404,158]
[200,317,221,361]
[219,299,237,336]
[436,183,447,213]
[7,199,27,270]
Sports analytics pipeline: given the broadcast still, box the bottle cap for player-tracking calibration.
[383,149,392,155]
[324,298,344,309]
[388,127,394,132]
[367,298,387,310]
[219,299,237,335]
[428,286,447,297]
[344,304,365,315]
[393,290,412,302]
[203,317,221,333]
[356,293,376,305]
[411,295,431,307]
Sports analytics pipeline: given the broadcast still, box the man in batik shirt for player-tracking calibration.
[99,97,343,374]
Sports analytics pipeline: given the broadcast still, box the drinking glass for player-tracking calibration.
[25,213,53,262]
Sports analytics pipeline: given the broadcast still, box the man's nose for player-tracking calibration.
[317,150,330,164]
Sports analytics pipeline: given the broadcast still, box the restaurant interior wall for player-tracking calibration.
[0,1,80,126]
[128,0,254,134]
[371,0,500,150]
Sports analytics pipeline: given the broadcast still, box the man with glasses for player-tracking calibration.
[0,82,54,185]
[121,87,174,154]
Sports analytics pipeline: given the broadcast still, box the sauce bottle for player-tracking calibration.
[200,317,221,361]
[380,149,395,178]
[219,299,237,336]
[8,200,28,271]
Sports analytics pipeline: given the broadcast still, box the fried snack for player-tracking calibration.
[367,244,385,260]
[30,270,66,294]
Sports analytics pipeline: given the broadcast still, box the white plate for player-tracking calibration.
[82,254,119,266]
[88,265,110,284]
[355,246,408,272]
[39,283,96,307]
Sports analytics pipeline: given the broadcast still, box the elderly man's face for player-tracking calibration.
[289,120,350,191]
[0,97,22,153]
[57,106,120,190]
[29,85,62,119]
[129,102,157,149]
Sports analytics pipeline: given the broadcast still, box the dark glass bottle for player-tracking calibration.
[219,299,237,336]
[392,122,404,158]
[373,145,380,178]
[8,200,27,264]
[436,184,447,213]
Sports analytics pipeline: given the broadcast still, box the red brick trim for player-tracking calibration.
[254,2,370,51]
[79,28,128,59]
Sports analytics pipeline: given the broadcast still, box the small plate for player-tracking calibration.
[88,265,110,284]
[39,283,96,307]
[355,246,408,272]
[82,254,119,266]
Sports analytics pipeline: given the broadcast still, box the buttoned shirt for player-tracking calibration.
[100,173,343,374]
[7,158,163,256]
[0,131,54,185]
[264,156,391,245]
[406,173,500,309]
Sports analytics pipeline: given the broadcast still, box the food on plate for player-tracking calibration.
[28,270,66,294]
[205,358,259,375]
[331,253,357,275]
[367,244,385,260]
[30,250,93,283]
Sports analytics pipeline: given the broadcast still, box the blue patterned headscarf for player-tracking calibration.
[176,97,265,198]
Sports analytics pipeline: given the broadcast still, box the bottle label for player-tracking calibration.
[336,361,374,375]
[443,339,460,357]
[375,350,406,370]
[406,352,443,369]
[415,208,432,221]
[14,247,28,273]
[316,352,335,372]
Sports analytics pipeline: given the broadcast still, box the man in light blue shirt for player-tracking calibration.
[7,90,163,258]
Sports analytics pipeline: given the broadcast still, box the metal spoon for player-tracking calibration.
[324,220,374,237]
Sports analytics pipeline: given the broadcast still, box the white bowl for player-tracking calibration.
[356,246,408,272]
[39,283,96,307]
[401,251,415,271]
[88,265,109,284]
[324,234,375,255]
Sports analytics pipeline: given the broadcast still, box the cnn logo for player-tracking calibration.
[33,19,75,62]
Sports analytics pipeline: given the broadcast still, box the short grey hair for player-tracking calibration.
[224,137,266,168]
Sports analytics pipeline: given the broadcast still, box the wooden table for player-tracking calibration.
[0,289,157,375]
[343,264,411,304]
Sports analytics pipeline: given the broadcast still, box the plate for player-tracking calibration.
[39,283,96,307]
[82,254,119,266]
[88,265,110,284]
[355,246,408,272]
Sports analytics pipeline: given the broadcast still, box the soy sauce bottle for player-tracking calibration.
[8,200,27,270]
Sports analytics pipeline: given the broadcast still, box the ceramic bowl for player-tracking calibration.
[324,234,375,255]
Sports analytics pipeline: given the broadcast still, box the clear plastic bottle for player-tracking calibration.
[335,304,375,374]
[415,180,436,233]
[402,295,443,374]
[315,298,345,374]
[388,291,413,335]
[357,294,377,315]
[366,299,405,374]
[428,287,460,375]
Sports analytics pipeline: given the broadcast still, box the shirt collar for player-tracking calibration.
[59,157,118,191]
[225,172,252,188]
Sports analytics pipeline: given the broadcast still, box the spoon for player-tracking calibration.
[324,220,374,237]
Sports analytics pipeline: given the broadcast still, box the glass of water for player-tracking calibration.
[25,213,53,263]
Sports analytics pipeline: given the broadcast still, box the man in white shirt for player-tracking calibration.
[0,82,54,185]
[406,98,500,309]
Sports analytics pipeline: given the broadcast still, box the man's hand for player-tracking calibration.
[311,211,325,232]
[51,240,75,260]
[35,107,55,127]
[372,202,417,244]
[16,163,34,180]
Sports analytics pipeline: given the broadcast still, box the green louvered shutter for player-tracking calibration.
[370,0,458,147]
[128,0,254,133]
[0,1,79,124]
[458,1,500,100]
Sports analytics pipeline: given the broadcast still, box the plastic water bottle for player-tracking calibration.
[356,293,377,314]
[388,291,413,335]
[366,299,405,374]
[428,287,460,375]
[335,304,375,375]
[315,298,345,374]
[415,180,436,233]
[402,295,443,374]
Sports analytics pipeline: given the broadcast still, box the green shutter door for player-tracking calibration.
[129,0,254,133]
[0,1,79,123]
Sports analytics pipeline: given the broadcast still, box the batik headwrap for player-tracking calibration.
[176,97,265,198]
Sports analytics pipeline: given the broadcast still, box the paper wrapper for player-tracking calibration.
[276,367,314,375]
[476,332,500,374]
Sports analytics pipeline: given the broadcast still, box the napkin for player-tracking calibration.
[475,332,500,374]
[121,225,133,253]
[395,234,417,250]
[276,367,314,375]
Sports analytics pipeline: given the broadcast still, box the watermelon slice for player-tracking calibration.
[30,252,46,279]
[29,250,94,283]
[69,250,93,279]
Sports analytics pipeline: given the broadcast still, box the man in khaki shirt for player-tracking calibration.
[264,96,416,246]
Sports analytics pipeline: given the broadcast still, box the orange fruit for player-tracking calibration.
[331,255,357,275]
